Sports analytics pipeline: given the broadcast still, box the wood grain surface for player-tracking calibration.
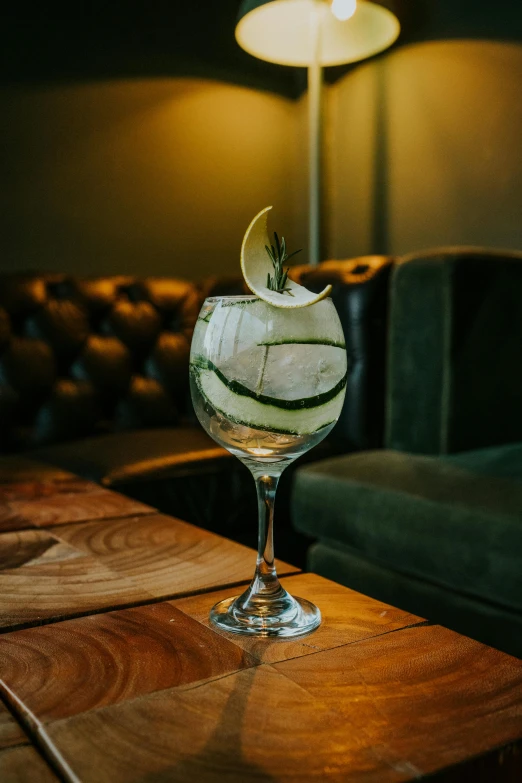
[0,702,28,751]
[0,458,74,533]
[0,745,59,782]
[3,569,521,782]
[42,623,522,783]
[174,572,423,664]
[0,458,520,782]
[0,602,256,723]
[0,457,73,485]
[0,513,298,631]
[0,526,149,630]
[45,664,398,783]
[274,623,522,779]
[0,456,153,532]
[55,513,299,600]
[0,476,153,532]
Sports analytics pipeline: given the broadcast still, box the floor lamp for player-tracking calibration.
[236,0,400,265]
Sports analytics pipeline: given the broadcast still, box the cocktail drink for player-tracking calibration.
[190,294,347,636]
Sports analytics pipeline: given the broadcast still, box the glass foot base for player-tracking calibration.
[209,592,321,638]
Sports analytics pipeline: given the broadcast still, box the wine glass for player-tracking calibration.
[190,294,347,637]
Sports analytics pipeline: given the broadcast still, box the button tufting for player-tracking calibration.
[0,273,199,451]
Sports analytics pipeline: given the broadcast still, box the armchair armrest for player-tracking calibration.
[386,247,522,454]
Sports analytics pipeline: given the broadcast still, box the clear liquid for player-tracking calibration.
[190,296,347,468]
[190,371,335,465]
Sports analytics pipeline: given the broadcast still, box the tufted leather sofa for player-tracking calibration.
[0,260,393,541]
[292,256,393,450]
[0,274,201,450]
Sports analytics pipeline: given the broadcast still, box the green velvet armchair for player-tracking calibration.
[292,247,522,657]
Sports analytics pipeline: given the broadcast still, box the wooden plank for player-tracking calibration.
[0,477,153,532]
[42,623,522,783]
[0,457,74,485]
[0,527,149,630]
[0,745,59,782]
[0,475,91,503]
[0,505,38,533]
[2,556,521,783]
[0,703,27,751]
[56,513,299,599]
[0,458,75,532]
[0,453,154,532]
[0,515,297,631]
[274,623,522,780]
[174,572,423,664]
[44,664,401,783]
[0,602,256,723]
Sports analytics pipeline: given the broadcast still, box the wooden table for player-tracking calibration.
[0,457,521,782]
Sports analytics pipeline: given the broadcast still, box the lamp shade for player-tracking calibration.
[236,0,400,67]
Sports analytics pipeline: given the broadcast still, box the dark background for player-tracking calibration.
[2,0,522,277]
[3,1,522,97]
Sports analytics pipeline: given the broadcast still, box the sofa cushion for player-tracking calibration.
[26,427,231,487]
[444,442,522,482]
[307,542,522,658]
[292,448,522,614]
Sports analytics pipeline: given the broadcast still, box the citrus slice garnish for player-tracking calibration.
[240,206,332,308]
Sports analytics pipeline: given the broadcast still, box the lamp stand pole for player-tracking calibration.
[308,2,323,266]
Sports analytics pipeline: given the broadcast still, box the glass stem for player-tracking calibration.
[250,465,284,598]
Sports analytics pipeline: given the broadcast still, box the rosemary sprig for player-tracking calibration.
[265,232,301,296]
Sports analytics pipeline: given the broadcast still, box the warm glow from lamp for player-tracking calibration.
[235,0,400,265]
[330,0,357,22]
[236,1,400,67]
